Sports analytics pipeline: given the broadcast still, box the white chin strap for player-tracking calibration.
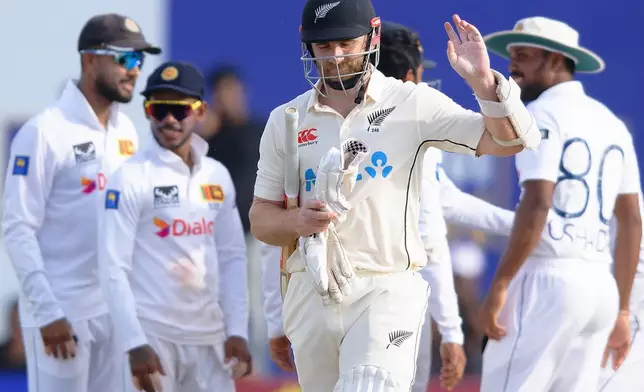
[474,69,540,150]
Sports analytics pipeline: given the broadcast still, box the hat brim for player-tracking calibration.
[483,31,604,73]
[141,85,202,99]
[110,38,162,54]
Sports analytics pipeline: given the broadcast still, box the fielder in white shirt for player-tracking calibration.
[2,14,158,392]
[251,0,540,389]
[99,61,251,392]
[480,17,642,392]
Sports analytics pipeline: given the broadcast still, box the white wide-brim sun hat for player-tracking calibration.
[483,16,605,74]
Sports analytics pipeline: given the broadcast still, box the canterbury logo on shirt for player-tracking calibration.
[153,217,214,238]
[298,128,318,146]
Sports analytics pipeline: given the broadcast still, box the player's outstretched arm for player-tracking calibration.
[438,168,515,236]
[98,166,148,353]
[419,15,539,158]
[2,122,64,327]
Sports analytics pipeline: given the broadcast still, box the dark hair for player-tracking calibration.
[207,64,242,90]
[564,57,576,75]
[378,25,422,79]
[543,50,576,75]
[378,44,415,79]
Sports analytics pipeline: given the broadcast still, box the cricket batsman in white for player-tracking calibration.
[1,14,158,392]
[250,0,541,389]
[480,17,642,391]
[98,61,251,392]
[260,19,518,392]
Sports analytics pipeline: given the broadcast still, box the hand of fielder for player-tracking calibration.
[269,335,296,372]
[602,311,631,370]
[224,336,253,379]
[479,282,508,341]
[439,342,467,390]
[129,344,165,392]
[40,317,78,360]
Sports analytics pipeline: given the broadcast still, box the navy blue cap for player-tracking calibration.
[141,61,205,100]
[381,21,436,70]
[301,0,377,43]
[78,14,161,54]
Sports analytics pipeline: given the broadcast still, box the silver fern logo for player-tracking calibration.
[387,330,413,349]
[367,107,396,133]
[314,1,341,23]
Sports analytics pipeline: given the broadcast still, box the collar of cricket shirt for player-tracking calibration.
[306,64,387,112]
[58,79,121,131]
[150,132,209,170]
[538,80,585,101]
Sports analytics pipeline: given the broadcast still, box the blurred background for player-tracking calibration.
[0,0,642,391]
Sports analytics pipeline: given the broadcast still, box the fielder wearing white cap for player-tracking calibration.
[479,17,642,392]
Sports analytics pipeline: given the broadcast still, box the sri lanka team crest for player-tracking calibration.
[118,140,135,156]
[201,184,224,210]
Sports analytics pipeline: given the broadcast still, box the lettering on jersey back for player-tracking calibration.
[73,142,97,164]
[154,186,180,208]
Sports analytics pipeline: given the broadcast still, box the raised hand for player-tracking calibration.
[444,14,495,94]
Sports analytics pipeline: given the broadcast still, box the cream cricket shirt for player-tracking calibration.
[255,69,487,273]
[515,81,640,264]
[3,80,138,328]
[99,135,249,351]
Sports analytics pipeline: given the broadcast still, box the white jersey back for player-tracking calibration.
[515,82,640,263]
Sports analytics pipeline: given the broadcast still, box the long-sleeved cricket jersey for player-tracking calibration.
[98,135,249,352]
[2,80,138,328]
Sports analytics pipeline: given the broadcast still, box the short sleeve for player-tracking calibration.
[416,84,485,156]
[515,105,562,183]
[254,113,286,202]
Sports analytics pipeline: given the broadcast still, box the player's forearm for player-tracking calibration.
[473,70,539,154]
[3,226,64,326]
[260,243,285,338]
[220,257,250,340]
[613,218,642,311]
[100,263,148,352]
[420,244,464,345]
[473,74,519,145]
[493,194,549,285]
[249,200,299,246]
[441,186,515,237]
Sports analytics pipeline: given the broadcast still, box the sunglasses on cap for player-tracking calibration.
[80,46,145,71]
[144,100,203,121]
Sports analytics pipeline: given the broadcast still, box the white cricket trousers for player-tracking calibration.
[23,313,118,392]
[481,258,618,392]
[597,275,644,392]
[119,334,235,392]
[283,270,430,392]
[411,306,432,392]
